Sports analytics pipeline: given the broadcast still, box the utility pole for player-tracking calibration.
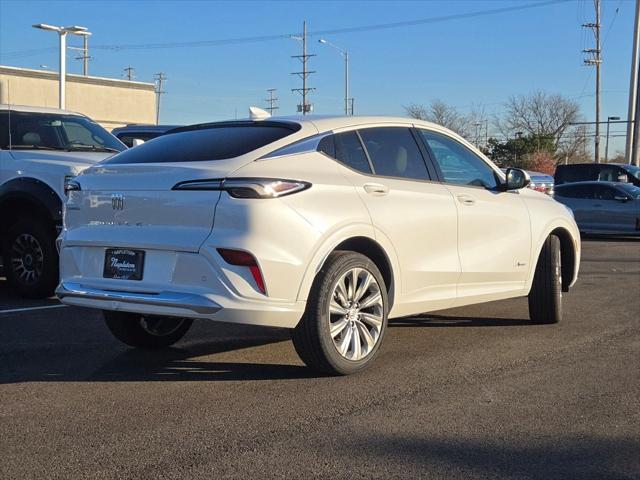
[69,35,91,75]
[291,21,315,115]
[154,72,166,125]
[123,66,135,81]
[626,0,640,165]
[583,0,602,163]
[633,68,640,166]
[82,35,89,75]
[265,88,279,115]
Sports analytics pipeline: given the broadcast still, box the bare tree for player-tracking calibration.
[404,100,477,139]
[496,91,582,157]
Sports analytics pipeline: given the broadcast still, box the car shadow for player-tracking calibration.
[390,314,531,328]
[0,320,321,384]
[87,336,320,383]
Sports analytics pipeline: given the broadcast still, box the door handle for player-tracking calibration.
[456,194,476,206]
[363,183,389,195]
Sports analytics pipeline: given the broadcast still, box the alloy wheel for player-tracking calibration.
[10,233,44,285]
[329,267,384,361]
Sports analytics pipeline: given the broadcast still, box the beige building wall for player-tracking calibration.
[0,65,157,130]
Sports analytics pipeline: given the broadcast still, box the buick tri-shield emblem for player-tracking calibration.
[111,194,125,210]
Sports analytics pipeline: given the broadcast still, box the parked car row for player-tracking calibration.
[551,164,640,236]
[496,163,640,236]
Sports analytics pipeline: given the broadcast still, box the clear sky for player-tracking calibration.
[0,0,635,154]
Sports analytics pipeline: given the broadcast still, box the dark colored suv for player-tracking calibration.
[555,163,640,187]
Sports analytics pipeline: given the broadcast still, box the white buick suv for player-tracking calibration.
[57,114,580,375]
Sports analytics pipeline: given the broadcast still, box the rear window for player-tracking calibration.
[555,164,596,184]
[104,122,300,164]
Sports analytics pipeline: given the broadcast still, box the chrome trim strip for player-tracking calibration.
[56,282,221,314]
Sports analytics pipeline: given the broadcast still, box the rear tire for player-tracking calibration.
[528,235,562,324]
[2,219,58,299]
[292,251,388,375]
[103,311,193,348]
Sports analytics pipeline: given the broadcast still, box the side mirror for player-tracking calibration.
[504,168,531,191]
[132,138,145,147]
[614,195,629,202]
[617,174,628,183]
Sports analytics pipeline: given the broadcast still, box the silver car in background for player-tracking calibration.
[554,181,640,235]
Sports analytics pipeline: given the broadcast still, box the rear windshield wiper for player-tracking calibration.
[65,144,121,153]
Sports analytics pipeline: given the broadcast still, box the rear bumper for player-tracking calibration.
[55,274,307,329]
[56,282,221,315]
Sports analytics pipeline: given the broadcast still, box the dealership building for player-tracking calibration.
[0,65,157,130]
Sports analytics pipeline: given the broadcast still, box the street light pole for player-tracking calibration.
[344,50,349,115]
[32,24,90,109]
[319,39,351,116]
[605,116,620,162]
[58,30,67,108]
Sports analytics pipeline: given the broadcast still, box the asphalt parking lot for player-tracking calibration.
[1,238,639,479]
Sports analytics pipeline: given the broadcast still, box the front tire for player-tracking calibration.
[103,311,193,348]
[528,235,562,324]
[292,251,388,375]
[2,219,58,299]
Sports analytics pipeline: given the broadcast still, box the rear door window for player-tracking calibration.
[104,122,300,164]
[358,127,430,180]
[316,134,336,158]
[334,131,372,174]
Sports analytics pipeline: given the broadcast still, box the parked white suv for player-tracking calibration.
[57,115,580,374]
[0,105,126,297]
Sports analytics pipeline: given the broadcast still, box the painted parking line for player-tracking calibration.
[0,304,69,315]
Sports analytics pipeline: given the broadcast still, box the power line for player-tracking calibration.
[1,0,570,58]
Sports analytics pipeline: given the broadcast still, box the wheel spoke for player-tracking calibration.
[329,300,348,316]
[350,325,361,360]
[335,278,349,306]
[348,268,359,301]
[360,312,382,329]
[355,320,376,351]
[330,318,349,338]
[359,290,382,310]
[338,327,353,356]
[354,271,372,303]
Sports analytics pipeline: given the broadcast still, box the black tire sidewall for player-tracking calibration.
[529,235,562,324]
[305,251,389,375]
[2,219,58,299]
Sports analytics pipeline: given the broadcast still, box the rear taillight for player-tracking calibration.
[217,248,266,294]
[173,178,310,198]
